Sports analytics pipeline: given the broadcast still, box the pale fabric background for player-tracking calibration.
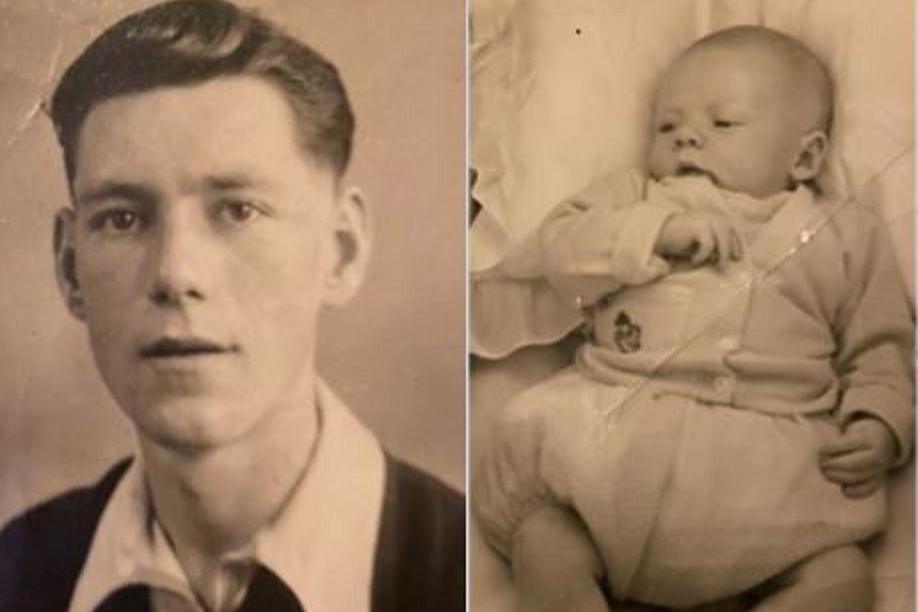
[470,1,914,610]
[0,0,466,526]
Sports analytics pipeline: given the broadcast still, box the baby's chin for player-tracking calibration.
[658,172,794,200]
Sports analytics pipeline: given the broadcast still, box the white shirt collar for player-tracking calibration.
[69,378,386,612]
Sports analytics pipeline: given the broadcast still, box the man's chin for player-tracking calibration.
[127,397,260,454]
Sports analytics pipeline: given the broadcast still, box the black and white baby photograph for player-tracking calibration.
[470,1,914,611]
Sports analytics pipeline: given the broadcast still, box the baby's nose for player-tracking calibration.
[673,125,703,148]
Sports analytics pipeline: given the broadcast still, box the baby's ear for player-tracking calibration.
[790,131,829,183]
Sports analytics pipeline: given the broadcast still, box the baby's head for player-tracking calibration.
[648,26,833,198]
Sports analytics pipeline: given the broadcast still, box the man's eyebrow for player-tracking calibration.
[77,182,157,207]
[204,172,271,191]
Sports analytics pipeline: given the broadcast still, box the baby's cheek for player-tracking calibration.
[646,146,667,176]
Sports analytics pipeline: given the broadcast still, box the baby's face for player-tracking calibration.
[647,44,818,198]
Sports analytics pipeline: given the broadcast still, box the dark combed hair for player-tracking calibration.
[51,0,355,182]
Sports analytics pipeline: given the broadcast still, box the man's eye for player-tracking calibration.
[89,209,140,233]
[217,200,263,225]
[713,119,738,128]
[658,122,675,134]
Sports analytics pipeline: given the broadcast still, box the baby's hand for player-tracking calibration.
[819,417,898,498]
[654,210,742,271]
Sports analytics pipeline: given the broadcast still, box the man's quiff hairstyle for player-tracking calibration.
[685,25,835,135]
[51,0,355,184]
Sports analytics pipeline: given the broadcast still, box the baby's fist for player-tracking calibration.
[820,416,898,498]
[655,210,742,270]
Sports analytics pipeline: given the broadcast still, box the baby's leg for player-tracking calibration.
[512,506,609,612]
[750,546,873,612]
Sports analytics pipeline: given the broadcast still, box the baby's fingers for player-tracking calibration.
[819,448,880,473]
[707,215,741,270]
[689,229,716,266]
[821,465,880,485]
[842,479,882,499]
[729,230,743,261]
[819,433,870,458]
[709,223,733,271]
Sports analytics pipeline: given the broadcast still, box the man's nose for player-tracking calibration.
[147,208,210,306]
[673,124,703,148]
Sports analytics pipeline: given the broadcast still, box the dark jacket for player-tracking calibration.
[0,455,465,612]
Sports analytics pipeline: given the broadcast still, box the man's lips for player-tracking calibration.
[139,337,237,359]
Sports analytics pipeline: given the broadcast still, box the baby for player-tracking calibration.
[473,26,914,612]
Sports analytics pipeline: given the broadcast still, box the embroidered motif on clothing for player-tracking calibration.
[613,311,641,353]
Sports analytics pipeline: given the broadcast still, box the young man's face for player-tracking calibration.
[57,76,366,451]
[647,44,818,198]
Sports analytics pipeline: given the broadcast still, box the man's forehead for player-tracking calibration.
[79,76,297,149]
[73,76,336,194]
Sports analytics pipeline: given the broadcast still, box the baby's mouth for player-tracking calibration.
[675,163,718,185]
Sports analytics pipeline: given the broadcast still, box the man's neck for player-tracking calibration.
[138,379,320,582]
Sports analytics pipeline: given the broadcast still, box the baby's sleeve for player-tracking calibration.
[538,170,683,309]
[471,169,682,358]
[833,208,915,466]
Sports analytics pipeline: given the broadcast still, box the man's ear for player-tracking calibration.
[789,131,829,183]
[321,187,371,307]
[53,209,86,321]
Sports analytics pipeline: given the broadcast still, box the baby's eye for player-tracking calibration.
[88,208,142,234]
[713,119,738,128]
[658,122,675,134]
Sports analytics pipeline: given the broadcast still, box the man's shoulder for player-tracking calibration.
[0,455,468,611]
[383,454,464,526]
[372,454,465,612]
[0,459,131,611]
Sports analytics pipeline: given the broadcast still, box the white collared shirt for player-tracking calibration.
[69,379,386,612]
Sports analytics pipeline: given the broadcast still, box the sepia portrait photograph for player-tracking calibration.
[470,1,914,612]
[0,1,465,610]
